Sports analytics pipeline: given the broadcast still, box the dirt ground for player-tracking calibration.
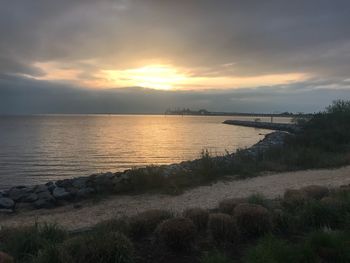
[1,165,350,231]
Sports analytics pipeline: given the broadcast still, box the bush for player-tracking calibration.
[156,217,196,251]
[247,194,270,208]
[283,189,307,210]
[201,250,233,263]
[218,198,246,214]
[129,209,173,238]
[208,213,237,243]
[300,230,350,262]
[0,223,67,262]
[124,166,166,192]
[34,244,63,263]
[234,204,271,238]
[271,209,299,235]
[299,200,344,229]
[301,185,329,200]
[183,208,209,232]
[244,235,298,263]
[58,232,134,263]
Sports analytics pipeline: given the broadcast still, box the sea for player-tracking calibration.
[0,115,291,188]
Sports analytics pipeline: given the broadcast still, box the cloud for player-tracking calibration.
[1,0,350,112]
[1,0,349,80]
[1,75,349,114]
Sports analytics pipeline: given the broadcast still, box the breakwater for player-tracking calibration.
[223,120,299,133]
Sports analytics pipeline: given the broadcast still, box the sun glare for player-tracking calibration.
[104,65,188,90]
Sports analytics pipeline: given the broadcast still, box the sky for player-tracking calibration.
[1,0,350,114]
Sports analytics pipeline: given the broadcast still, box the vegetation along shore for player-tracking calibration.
[0,100,350,213]
[0,100,350,262]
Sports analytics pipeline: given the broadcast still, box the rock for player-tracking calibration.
[55,179,73,188]
[104,172,115,178]
[53,187,71,200]
[8,187,32,201]
[33,198,55,209]
[0,198,15,209]
[21,193,38,203]
[76,187,95,198]
[72,178,87,189]
[33,191,56,209]
[37,191,54,200]
[0,251,14,263]
[45,181,56,192]
[34,185,48,193]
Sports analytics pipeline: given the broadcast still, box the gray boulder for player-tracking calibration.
[53,187,71,200]
[33,198,55,209]
[33,191,56,209]
[72,178,87,189]
[9,187,33,201]
[22,193,38,203]
[0,197,15,209]
[76,187,95,198]
[34,185,48,193]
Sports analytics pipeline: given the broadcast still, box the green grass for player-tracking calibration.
[244,235,298,263]
[0,223,67,262]
[201,250,234,263]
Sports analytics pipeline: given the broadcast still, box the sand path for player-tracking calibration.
[1,166,349,231]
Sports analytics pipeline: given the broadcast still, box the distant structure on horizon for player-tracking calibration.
[165,108,303,117]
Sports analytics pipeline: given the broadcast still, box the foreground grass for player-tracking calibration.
[2,185,350,262]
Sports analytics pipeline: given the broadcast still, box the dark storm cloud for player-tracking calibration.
[1,0,350,77]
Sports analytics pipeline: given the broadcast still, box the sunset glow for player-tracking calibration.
[103,65,189,90]
[34,62,309,91]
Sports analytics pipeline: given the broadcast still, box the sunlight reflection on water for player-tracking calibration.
[0,115,291,187]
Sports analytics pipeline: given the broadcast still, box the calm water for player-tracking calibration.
[0,115,290,188]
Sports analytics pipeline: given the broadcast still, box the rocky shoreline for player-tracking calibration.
[223,120,299,133]
[0,131,290,213]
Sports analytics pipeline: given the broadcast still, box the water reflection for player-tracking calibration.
[0,115,290,187]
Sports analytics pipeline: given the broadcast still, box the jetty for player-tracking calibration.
[223,120,299,133]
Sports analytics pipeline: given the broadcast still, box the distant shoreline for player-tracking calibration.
[0,112,310,117]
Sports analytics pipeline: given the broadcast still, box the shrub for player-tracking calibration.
[301,185,329,200]
[283,189,307,210]
[300,230,350,262]
[34,244,63,263]
[129,209,173,238]
[156,217,196,251]
[247,194,270,209]
[125,166,166,192]
[234,204,271,238]
[183,208,209,232]
[0,223,67,262]
[299,200,344,229]
[218,198,246,214]
[208,213,237,243]
[201,250,233,263]
[58,232,134,263]
[271,209,299,235]
[244,235,298,263]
